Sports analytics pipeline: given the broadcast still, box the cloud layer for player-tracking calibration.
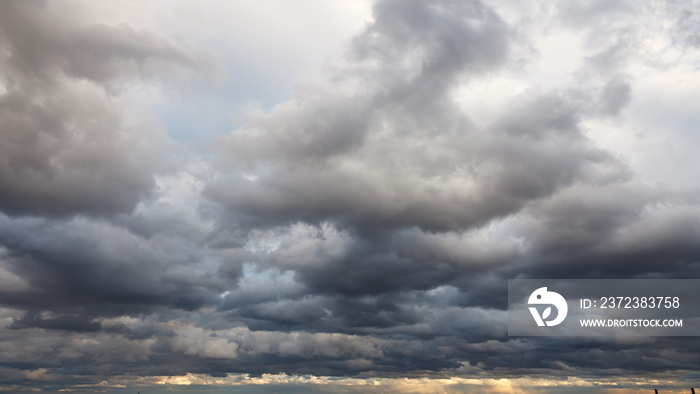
[1,0,700,391]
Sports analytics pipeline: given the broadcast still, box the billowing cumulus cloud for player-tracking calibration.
[207,0,629,236]
[0,1,217,217]
[1,0,700,392]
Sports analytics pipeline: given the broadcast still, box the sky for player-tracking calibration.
[0,0,700,392]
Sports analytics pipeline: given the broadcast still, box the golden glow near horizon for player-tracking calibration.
[5,372,686,393]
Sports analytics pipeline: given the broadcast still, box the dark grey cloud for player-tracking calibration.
[0,214,228,315]
[206,0,627,236]
[594,75,632,117]
[0,1,217,218]
[8,311,101,332]
[0,0,699,392]
[0,2,213,86]
[192,0,700,386]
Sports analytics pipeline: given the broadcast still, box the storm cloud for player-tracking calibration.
[0,0,216,217]
[1,0,700,392]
